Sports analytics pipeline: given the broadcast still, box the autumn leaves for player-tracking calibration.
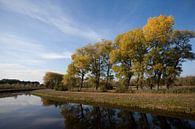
[61,15,195,91]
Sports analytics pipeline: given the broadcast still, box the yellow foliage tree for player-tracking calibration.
[143,15,175,89]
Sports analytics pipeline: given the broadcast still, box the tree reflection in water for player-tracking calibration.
[41,98,195,129]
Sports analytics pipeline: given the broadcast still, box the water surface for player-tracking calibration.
[0,93,194,129]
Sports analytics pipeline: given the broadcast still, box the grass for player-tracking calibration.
[133,86,195,94]
[33,89,195,119]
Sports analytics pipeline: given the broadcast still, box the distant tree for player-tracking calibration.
[43,72,63,90]
[0,79,20,84]
[176,76,195,86]
[0,79,41,88]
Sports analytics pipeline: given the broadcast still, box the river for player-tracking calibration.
[0,92,194,129]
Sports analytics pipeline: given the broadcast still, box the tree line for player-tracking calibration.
[0,79,40,86]
[175,76,195,86]
[43,15,195,91]
[0,79,42,90]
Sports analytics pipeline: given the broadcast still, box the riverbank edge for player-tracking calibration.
[32,89,195,120]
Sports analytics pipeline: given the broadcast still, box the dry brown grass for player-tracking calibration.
[33,89,195,119]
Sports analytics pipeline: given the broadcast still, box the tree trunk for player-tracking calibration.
[95,60,101,90]
[95,73,100,90]
[95,77,100,90]
[166,77,171,89]
[126,74,132,89]
[140,73,144,89]
[136,74,140,90]
[166,84,170,89]
[79,73,84,91]
[105,64,110,89]
[150,84,153,90]
[157,72,161,90]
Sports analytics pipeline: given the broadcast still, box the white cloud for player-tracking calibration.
[0,33,72,60]
[0,34,70,82]
[0,0,102,41]
[0,63,64,82]
[0,33,43,52]
[41,51,72,60]
[0,63,44,82]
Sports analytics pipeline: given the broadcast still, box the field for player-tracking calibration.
[33,89,195,119]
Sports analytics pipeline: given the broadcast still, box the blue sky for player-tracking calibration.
[0,0,195,82]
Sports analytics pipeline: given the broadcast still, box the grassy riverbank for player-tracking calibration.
[33,89,195,119]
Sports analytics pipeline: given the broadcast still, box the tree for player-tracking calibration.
[82,44,102,90]
[143,15,175,90]
[96,40,114,89]
[71,47,90,91]
[43,72,63,90]
[61,15,195,91]
[123,29,147,89]
[64,40,114,90]
[163,30,195,88]
[110,34,133,89]
[62,63,80,90]
[110,29,147,90]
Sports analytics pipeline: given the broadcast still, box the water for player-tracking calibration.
[0,93,194,129]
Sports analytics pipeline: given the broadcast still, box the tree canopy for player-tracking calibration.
[43,72,63,90]
[44,15,195,91]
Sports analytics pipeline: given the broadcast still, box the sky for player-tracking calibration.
[0,0,195,82]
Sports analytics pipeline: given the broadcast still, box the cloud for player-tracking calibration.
[0,33,43,52]
[0,33,72,61]
[0,63,44,82]
[0,34,70,82]
[0,63,64,82]
[0,0,102,41]
[41,51,72,60]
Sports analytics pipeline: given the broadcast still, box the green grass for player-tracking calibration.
[33,89,195,119]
